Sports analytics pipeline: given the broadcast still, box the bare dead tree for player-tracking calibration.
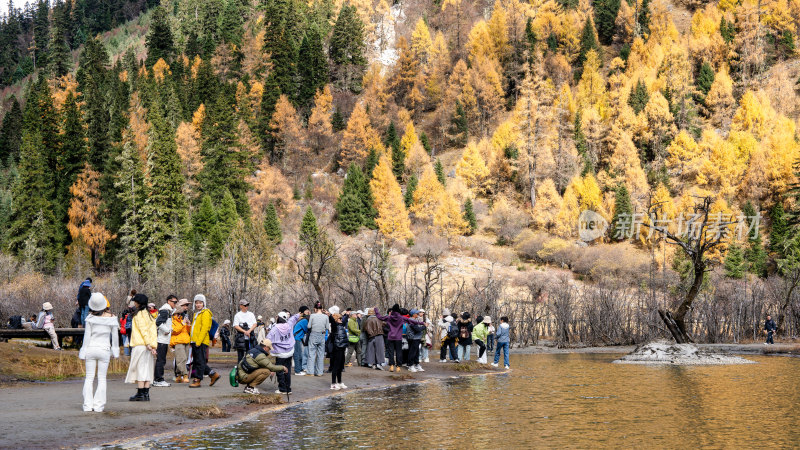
[282,220,341,305]
[644,196,735,343]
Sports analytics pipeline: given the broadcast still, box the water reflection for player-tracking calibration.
[145,354,800,448]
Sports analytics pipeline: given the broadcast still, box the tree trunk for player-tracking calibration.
[661,256,704,343]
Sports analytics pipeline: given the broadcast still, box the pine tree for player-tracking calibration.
[114,126,146,271]
[628,79,650,114]
[263,0,300,99]
[48,23,71,77]
[524,17,538,63]
[720,17,735,44]
[218,0,244,46]
[192,194,222,258]
[32,0,50,70]
[392,141,405,182]
[577,18,601,75]
[575,111,592,174]
[770,202,788,256]
[385,122,400,151]
[336,163,374,233]
[58,92,87,240]
[297,24,329,107]
[0,97,23,162]
[746,233,768,277]
[448,100,469,147]
[300,207,320,246]
[696,62,715,99]
[217,189,240,243]
[264,202,283,244]
[78,38,111,172]
[610,184,632,241]
[404,174,418,207]
[329,4,367,92]
[7,131,59,270]
[724,244,746,279]
[337,190,364,235]
[146,6,174,66]
[434,158,446,186]
[25,77,61,202]
[463,197,477,235]
[595,0,620,45]
[331,109,346,131]
[420,132,431,154]
[638,0,651,37]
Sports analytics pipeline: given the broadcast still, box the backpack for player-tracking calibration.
[447,322,459,339]
[71,308,82,327]
[209,319,219,343]
[119,314,128,335]
[8,315,22,329]
[459,323,470,340]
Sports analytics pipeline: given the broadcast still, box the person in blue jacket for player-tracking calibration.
[293,306,310,375]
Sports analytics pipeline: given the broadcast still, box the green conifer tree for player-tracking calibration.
[420,132,431,154]
[463,197,477,235]
[145,6,174,66]
[392,142,405,182]
[114,128,146,270]
[628,79,650,114]
[404,174,418,208]
[58,91,87,240]
[594,0,620,45]
[337,190,364,235]
[742,201,767,277]
[218,0,244,46]
[216,189,239,244]
[329,4,367,92]
[0,96,23,163]
[192,194,222,259]
[696,62,715,99]
[638,0,651,37]
[364,148,379,178]
[770,202,788,257]
[264,202,283,244]
[610,184,632,241]
[724,244,746,279]
[300,207,320,246]
[574,111,592,174]
[448,100,468,147]
[525,18,538,63]
[48,23,71,77]
[434,158,446,186]
[297,23,329,107]
[577,17,601,74]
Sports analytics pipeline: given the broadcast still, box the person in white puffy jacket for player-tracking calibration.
[79,293,120,412]
[152,295,177,387]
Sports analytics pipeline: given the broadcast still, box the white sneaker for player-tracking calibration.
[491,363,498,367]
[338,383,348,389]
[424,358,430,363]
[439,359,446,363]
[152,380,170,387]
[331,384,340,390]
[408,366,418,372]
[417,364,425,372]
[296,371,306,376]
[504,365,510,369]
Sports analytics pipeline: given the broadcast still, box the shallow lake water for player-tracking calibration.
[147,353,800,448]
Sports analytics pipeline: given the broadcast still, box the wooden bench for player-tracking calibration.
[0,328,121,348]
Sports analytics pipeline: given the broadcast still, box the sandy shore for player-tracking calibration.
[0,348,501,449]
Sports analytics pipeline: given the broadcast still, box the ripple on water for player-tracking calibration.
[140,353,800,449]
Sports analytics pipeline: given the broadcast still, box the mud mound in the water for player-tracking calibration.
[613,340,755,365]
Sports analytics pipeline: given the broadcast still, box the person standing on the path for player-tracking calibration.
[266,311,302,394]
[420,310,432,363]
[492,316,511,369]
[233,300,257,363]
[126,294,158,401]
[358,310,368,367]
[293,306,310,375]
[153,295,177,387]
[487,320,496,353]
[220,320,232,352]
[765,315,777,345]
[121,290,136,356]
[329,312,349,390]
[456,312,474,362]
[437,312,453,362]
[406,309,426,372]
[76,277,92,326]
[345,311,362,367]
[307,302,330,377]
[363,308,386,370]
[472,316,490,364]
[170,299,192,383]
[36,302,61,350]
[189,294,220,388]
[80,293,119,412]
[375,304,424,372]
[237,338,287,394]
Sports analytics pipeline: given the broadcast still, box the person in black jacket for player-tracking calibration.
[456,312,474,361]
[764,315,777,344]
[77,278,92,327]
[329,312,349,390]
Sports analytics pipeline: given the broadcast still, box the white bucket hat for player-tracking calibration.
[89,293,108,312]
[42,302,53,311]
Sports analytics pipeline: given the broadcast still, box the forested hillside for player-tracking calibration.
[2,0,800,341]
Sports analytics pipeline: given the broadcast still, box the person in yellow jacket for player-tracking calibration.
[189,294,220,388]
[170,299,192,383]
[125,294,158,401]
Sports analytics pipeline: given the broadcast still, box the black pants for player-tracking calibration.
[221,337,231,352]
[154,342,169,381]
[474,339,486,358]
[387,339,403,366]
[408,339,421,365]
[441,338,456,360]
[767,331,774,344]
[330,347,345,384]
[191,343,214,380]
[237,346,248,363]
[276,356,292,392]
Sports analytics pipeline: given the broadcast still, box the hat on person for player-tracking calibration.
[461,312,471,320]
[328,305,340,315]
[42,302,53,311]
[355,310,364,315]
[223,319,231,325]
[239,299,250,306]
[445,316,453,323]
[483,316,492,324]
[366,308,375,315]
[419,308,426,314]
[257,315,263,321]
[277,311,290,320]
[177,298,190,307]
[132,294,149,307]
[410,309,420,316]
[193,294,206,308]
[258,338,273,350]
[88,293,107,312]
[442,308,451,317]
[147,303,156,309]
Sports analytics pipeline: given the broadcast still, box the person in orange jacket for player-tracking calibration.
[170,299,192,383]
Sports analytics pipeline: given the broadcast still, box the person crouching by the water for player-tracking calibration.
[329,312,349,390]
[126,294,158,401]
[80,293,119,412]
[237,338,287,394]
[492,316,511,369]
[36,302,61,350]
[266,311,302,394]
[363,308,386,370]
[189,294,220,387]
[170,299,192,383]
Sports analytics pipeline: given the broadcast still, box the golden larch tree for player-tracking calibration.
[68,163,114,268]
[340,102,384,166]
[434,190,469,240]
[411,164,445,222]
[457,141,490,190]
[271,94,310,173]
[371,155,413,241]
[308,85,335,155]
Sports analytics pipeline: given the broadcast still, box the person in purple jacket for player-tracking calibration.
[266,311,301,394]
[374,304,423,372]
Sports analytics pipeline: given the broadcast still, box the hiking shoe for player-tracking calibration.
[209,372,221,386]
[389,365,395,372]
[189,378,202,388]
[152,380,170,387]
[129,391,146,401]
